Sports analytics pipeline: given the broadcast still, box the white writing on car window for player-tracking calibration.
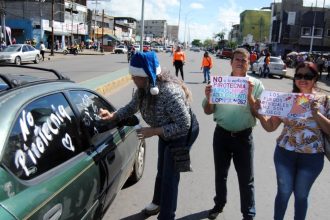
[15,104,73,177]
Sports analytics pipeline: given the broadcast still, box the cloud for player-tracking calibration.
[216,0,241,39]
[190,3,204,9]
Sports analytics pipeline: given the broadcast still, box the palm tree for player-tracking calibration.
[214,32,225,41]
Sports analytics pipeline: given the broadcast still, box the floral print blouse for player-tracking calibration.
[277,94,330,153]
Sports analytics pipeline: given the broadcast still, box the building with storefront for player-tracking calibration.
[1,0,88,49]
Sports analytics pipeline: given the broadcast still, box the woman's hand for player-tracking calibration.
[136,127,162,139]
[205,84,212,100]
[311,99,321,118]
[99,108,115,121]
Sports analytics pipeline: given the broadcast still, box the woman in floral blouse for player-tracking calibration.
[99,52,199,220]
[253,61,330,220]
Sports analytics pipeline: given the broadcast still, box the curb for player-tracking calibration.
[95,75,131,95]
[79,67,131,96]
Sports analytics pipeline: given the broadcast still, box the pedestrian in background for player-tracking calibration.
[250,51,257,71]
[39,41,46,61]
[203,48,264,220]
[201,51,213,83]
[253,61,330,220]
[326,57,330,80]
[262,52,271,78]
[173,45,186,81]
[99,51,199,220]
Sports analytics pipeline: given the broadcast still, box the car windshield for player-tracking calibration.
[270,57,282,63]
[3,45,21,52]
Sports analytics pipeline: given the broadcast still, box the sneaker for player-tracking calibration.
[144,202,160,216]
[207,206,223,219]
[203,80,206,83]
[208,80,211,84]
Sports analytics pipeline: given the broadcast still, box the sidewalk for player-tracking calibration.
[284,68,330,93]
[43,48,111,61]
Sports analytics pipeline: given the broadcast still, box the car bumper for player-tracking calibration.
[270,69,287,76]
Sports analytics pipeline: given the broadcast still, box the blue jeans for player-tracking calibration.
[203,67,211,82]
[212,125,255,219]
[262,64,270,78]
[152,127,199,220]
[274,146,324,220]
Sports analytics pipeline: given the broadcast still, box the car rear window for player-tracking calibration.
[270,58,282,63]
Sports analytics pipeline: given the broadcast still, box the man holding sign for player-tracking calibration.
[202,48,264,220]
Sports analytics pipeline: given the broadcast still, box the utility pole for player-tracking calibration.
[51,0,54,55]
[93,0,98,42]
[178,0,181,43]
[0,0,6,45]
[101,9,104,49]
[71,0,74,46]
[140,0,144,51]
[309,3,316,54]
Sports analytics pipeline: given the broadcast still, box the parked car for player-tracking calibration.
[216,48,233,59]
[152,46,164,53]
[252,56,287,79]
[0,44,41,65]
[165,46,173,53]
[0,65,146,219]
[133,44,141,52]
[114,45,128,54]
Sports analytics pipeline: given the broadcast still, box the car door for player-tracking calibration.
[67,90,138,211]
[0,93,102,220]
[21,45,29,62]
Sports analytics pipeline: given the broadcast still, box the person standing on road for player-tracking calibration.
[203,48,264,220]
[39,41,46,61]
[99,51,199,220]
[201,51,213,83]
[262,52,271,78]
[253,61,330,220]
[250,51,257,71]
[173,46,186,81]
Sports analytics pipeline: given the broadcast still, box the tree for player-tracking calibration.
[203,38,216,49]
[214,32,225,41]
[191,39,202,47]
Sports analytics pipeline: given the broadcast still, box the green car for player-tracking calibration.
[0,65,146,220]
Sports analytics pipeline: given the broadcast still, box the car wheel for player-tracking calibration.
[14,56,21,65]
[258,68,263,76]
[34,55,40,64]
[129,140,146,183]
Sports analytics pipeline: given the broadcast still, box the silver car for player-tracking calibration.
[0,44,41,65]
[252,56,287,79]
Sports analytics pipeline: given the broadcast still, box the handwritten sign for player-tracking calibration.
[210,76,248,105]
[15,105,74,177]
[258,91,315,118]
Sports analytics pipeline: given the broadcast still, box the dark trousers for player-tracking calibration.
[40,51,45,61]
[152,127,199,220]
[212,125,255,219]
[174,60,184,80]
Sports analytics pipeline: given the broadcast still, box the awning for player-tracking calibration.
[44,30,70,36]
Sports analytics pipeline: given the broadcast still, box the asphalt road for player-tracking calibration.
[103,51,330,220]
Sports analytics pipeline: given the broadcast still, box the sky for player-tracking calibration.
[87,0,330,42]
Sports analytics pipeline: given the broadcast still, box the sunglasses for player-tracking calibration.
[294,74,315,80]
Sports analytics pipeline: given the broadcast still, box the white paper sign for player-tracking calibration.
[210,76,248,105]
[259,91,315,118]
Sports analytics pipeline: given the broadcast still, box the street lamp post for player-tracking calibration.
[51,0,54,56]
[140,0,145,51]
